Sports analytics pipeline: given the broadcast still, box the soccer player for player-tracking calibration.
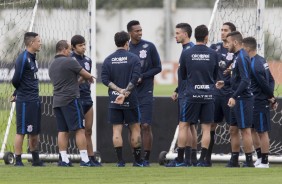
[216,31,254,167]
[166,25,218,167]
[49,40,96,167]
[242,37,277,168]
[207,22,236,166]
[171,23,198,166]
[127,20,162,166]
[11,32,44,166]
[70,35,101,166]
[101,31,143,167]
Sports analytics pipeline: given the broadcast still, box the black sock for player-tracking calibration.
[177,147,185,162]
[115,147,123,162]
[184,146,191,164]
[245,152,253,163]
[59,153,62,161]
[89,155,95,161]
[231,152,239,163]
[261,153,269,164]
[31,151,40,162]
[191,149,197,163]
[144,150,150,161]
[199,147,208,162]
[206,131,215,162]
[256,148,262,159]
[133,147,142,162]
[15,154,22,163]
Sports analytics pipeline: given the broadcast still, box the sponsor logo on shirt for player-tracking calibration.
[192,94,213,99]
[112,91,120,95]
[142,43,149,49]
[111,57,128,64]
[191,54,210,61]
[194,85,210,89]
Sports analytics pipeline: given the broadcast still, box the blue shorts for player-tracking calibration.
[230,97,253,129]
[54,99,85,132]
[108,108,141,125]
[16,101,41,135]
[180,100,214,124]
[178,98,197,124]
[253,104,271,133]
[214,95,231,123]
[79,99,93,114]
[138,96,153,125]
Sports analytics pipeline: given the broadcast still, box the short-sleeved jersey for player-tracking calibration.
[129,39,162,97]
[175,42,195,99]
[250,54,275,105]
[180,44,218,103]
[230,49,253,99]
[210,42,234,96]
[12,50,39,102]
[48,55,83,108]
[71,52,92,101]
[101,49,141,109]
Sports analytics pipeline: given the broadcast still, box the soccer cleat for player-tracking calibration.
[196,161,209,167]
[133,160,144,167]
[165,159,187,167]
[116,160,126,167]
[14,161,24,167]
[32,160,45,167]
[80,160,97,167]
[254,158,262,167]
[255,163,269,168]
[184,160,192,167]
[143,160,150,167]
[191,161,198,166]
[58,161,73,167]
[242,162,255,167]
[225,160,240,168]
[204,160,212,167]
[91,159,102,167]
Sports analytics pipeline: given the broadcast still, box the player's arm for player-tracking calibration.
[79,69,95,83]
[179,52,187,80]
[11,54,25,89]
[251,61,274,98]
[231,55,250,99]
[123,57,141,96]
[140,44,162,80]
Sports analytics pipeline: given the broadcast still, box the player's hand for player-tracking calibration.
[223,68,231,75]
[88,76,96,84]
[114,94,125,104]
[271,102,278,110]
[216,81,225,89]
[137,78,142,85]
[10,95,16,102]
[171,92,178,101]
[228,97,235,107]
[120,89,130,97]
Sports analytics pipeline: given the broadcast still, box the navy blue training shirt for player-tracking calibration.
[12,50,39,102]
[250,54,275,104]
[230,49,253,99]
[71,52,92,101]
[180,44,218,103]
[210,42,234,96]
[101,49,141,109]
[175,42,195,99]
[129,39,162,97]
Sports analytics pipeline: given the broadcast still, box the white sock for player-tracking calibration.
[80,150,89,163]
[60,151,69,163]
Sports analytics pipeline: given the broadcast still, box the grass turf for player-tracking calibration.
[0,163,282,184]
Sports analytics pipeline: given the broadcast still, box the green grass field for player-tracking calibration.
[0,163,282,184]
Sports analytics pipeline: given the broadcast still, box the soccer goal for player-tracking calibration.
[160,0,282,165]
[0,0,98,164]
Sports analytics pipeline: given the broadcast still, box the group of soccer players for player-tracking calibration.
[165,21,277,169]
[11,19,277,168]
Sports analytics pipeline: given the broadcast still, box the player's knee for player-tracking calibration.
[141,124,151,132]
[85,128,92,137]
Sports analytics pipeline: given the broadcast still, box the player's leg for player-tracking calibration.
[14,101,26,166]
[236,98,254,167]
[190,124,198,166]
[197,103,213,166]
[251,129,262,166]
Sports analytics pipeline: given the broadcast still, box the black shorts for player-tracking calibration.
[54,99,85,132]
[230,97,253,129]
[16,101,41,135]
[178,98,198,124]
[108,107,141,125]
[79,99,93,114]
[180,100,214,124]
[214,95,231,123]
[138,96,153,125]
[253,104,271,133]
